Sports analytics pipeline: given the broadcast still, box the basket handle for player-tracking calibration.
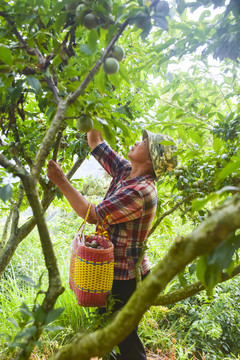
[77,203,92,243]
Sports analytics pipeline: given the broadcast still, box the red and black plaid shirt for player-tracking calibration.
[92,142,157,280]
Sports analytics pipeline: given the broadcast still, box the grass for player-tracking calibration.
[0,208,239,360]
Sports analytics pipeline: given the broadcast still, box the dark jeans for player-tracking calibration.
[99,272,149,360]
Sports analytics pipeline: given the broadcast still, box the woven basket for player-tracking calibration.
[69,205,114,307]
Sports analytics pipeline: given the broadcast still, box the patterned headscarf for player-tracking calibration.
[142,129,178,180]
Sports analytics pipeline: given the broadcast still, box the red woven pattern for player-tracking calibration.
[69,235,114,307]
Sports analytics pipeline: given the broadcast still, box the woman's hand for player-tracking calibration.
[47,159,66,186]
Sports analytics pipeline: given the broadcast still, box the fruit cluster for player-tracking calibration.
[65,2,125,74]
[85,239,105,249]
[103,45,125,75]
[174,166,210,191]
[65,0,114,30]
[134,0,170,31]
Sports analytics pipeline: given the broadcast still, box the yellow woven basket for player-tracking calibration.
[69,205,114,307]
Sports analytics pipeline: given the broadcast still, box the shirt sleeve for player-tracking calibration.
[95,187,143,225]
[91,142,131,178]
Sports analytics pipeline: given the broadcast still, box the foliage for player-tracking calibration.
[149,278,240,359]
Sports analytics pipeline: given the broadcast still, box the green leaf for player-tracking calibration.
[7,341,25,349]
[94,68,106,94]
[18,275,36,287]
[45,308,64,325]
[213,136,223,154]
[172,92,180,101]
[217,159,240,183]
[216,186,240,194]
[0,333,11,341]
[102,123,116,148]
[0,184,12,202]
[216,112,225,121]
[188,263,196,276]
[160,84,172,95]
[168,108,175,121]
[14,326,37,341]
[119,63,130,84]
[192,193,217,212]
[33,305,46,324]
[199,10,211,22]
[26,76,41,94]
[188,129,204,146]
[55,11,67,34]
[88,30,98,52]
[109,72,120,89]
[210,239,239,272]
[196,233,240,294]
[178,272,188,287]
[0,44,13,65]
[79,44,92,55]
[7,318,19,328]
[19,303,33,322]
[44,325,65,332]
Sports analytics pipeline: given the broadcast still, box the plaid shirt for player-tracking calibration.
[92,142,157,280]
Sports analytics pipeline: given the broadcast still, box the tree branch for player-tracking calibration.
[52,130,63,162]
[0,208,13,255]
[154,264,240,306]
[45,75,61,104]
[10,183,24,238]
[31,100,67,179]
[0,154,26,179]
[66,156,86,180]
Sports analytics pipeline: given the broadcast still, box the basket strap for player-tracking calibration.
[77,203,92,239]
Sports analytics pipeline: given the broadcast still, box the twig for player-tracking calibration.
[66,156,86,180]
[45,76,60,104]
[52,130,63,162]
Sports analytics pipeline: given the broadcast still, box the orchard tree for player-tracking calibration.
[0,0,240,359]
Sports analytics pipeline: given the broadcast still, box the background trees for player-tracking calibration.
[0,0,239,359]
